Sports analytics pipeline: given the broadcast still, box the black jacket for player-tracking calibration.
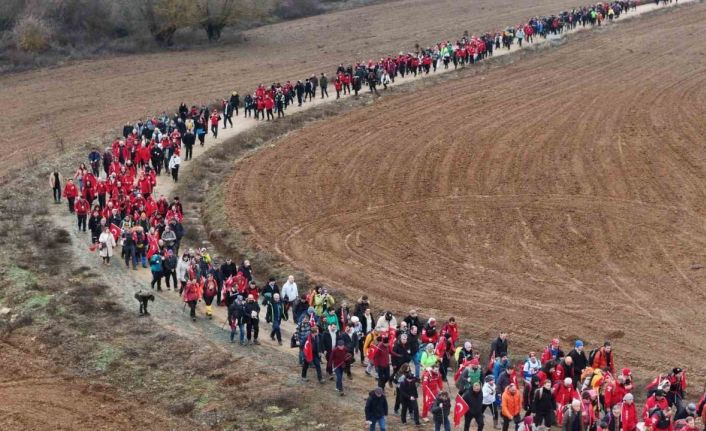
[532,387,555,415]
[320,330,340,354]
[404,315,421,331]
[392,341,413,367]
[568,348,588,375]
[490,337,508,357]
[244,301,260,321]
[431,397,451,424]
[228,301,246,325]
[365,391,388,421]
[221,262,237,279]
[399,376,419,401]
[462,388,484,416]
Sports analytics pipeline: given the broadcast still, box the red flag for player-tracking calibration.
[681,370,687,390]
[486,351,496,374]
[422,382,436,418]
[303,334,314,363]
[88,243,98,252]
[109,223,122,242]
[146,234,159,259]
[454,394,469,427]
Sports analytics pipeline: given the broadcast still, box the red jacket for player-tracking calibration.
[553,383,579,406]
[139,178,152,195]
[374,343,390,368]
[642,395,669,421]
[621,402,638,431]
[441,323,459,343]
[183,282,201,302]
[75,199,90,215]
[331,346,348,369]
[264,97,274,110]
[63,183,78,199]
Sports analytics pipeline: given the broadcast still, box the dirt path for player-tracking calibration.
[226,0,706,381]
[48,0,696,425]
[0,0,669,179]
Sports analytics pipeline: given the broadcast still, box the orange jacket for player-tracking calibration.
[501,387,523,418]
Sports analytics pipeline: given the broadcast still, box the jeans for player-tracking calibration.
[302,356,322,381]
[271,320,281,342]
[413,352,421,377]
[435,417,451,431]
[335,366,344,391]
[230,323,245,343]
[369,417,386,431]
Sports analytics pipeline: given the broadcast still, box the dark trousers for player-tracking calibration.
[502,415,520,431]
[151,270,162,290]
[163,270,177,288]
[401,398,420,425]
[270,320,282,342]
[464,412,484,431]
[376,365,390,388]
[52,186,61,202]
[321,87,328,98]
[123,245,136,269]
[98,194,105,209]
[188,300,197,318]
[171,166,179,182]
[534,411,554,427]
[67,197,75,213]
[77,214,87,231]
[302,357,322,380]
[224,115,233,128]
[184,144,193,160]
[246,319,259,340]
[211,124,218,138]
[483,403,498,420]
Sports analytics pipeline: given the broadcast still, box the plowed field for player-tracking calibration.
[1,0,600,177]
[227,3,706,375]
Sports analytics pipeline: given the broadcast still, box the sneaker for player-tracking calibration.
[301,377,309,383]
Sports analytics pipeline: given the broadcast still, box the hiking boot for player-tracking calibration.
[277,340,282,346]
[191,317,196,322]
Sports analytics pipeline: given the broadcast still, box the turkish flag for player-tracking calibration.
[146,234,160,259]
[454,394,469,427]
[422,382,436,418]
[109,223,122,242]
[303,334,314,363]
[486,351,496,374]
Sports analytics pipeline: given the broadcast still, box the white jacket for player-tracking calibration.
[176,259,189,282]
[281,281,298,302]
[169,155,181,170]
[482,382,496,405]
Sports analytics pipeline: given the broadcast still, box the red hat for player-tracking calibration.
[621,368,631,376]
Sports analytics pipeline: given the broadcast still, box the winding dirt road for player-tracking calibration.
[2,0,627,178]
[226,1,706,376]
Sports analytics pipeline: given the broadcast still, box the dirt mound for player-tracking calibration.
[0,0,592,178]
[226,2,706,376]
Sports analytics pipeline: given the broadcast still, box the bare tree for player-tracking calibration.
[195,0,258,42]
[141,0,197,46]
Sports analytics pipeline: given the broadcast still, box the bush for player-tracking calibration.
[13,14,52,52]
[274,0,322,19]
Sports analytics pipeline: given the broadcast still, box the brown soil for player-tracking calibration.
[0,338,190,431]
[1,0,595,178]
[226,2,706,378]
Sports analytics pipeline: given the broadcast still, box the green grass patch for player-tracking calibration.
[23,293,51,310]
[93,345,121,372]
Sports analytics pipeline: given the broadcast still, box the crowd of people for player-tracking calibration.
[45,0,697,429]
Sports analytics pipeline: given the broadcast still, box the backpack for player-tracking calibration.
[588,348,600,365]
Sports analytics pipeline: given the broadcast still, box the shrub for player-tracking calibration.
[13,14,52,52]
[274,0,322,20]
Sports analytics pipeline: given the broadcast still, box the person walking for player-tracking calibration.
[320,73,329,98]
[182,280,201,322]
[149,251,164,291]
[501,384,523,431]
[203,273,218,319]
[432,391,452,431]
[75,196,89,232]
[301,325,324,383]
[244,294,261,345]
[63,179,78,213]
[365,387,389,431]
[462,382,485,431]
[98,226,116,265]
[266,293,288,345]
[280,275,298,319]
[168,152,181,182]
[331,339,349,395]
[228,295,246,345]
[50,170,62,203]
